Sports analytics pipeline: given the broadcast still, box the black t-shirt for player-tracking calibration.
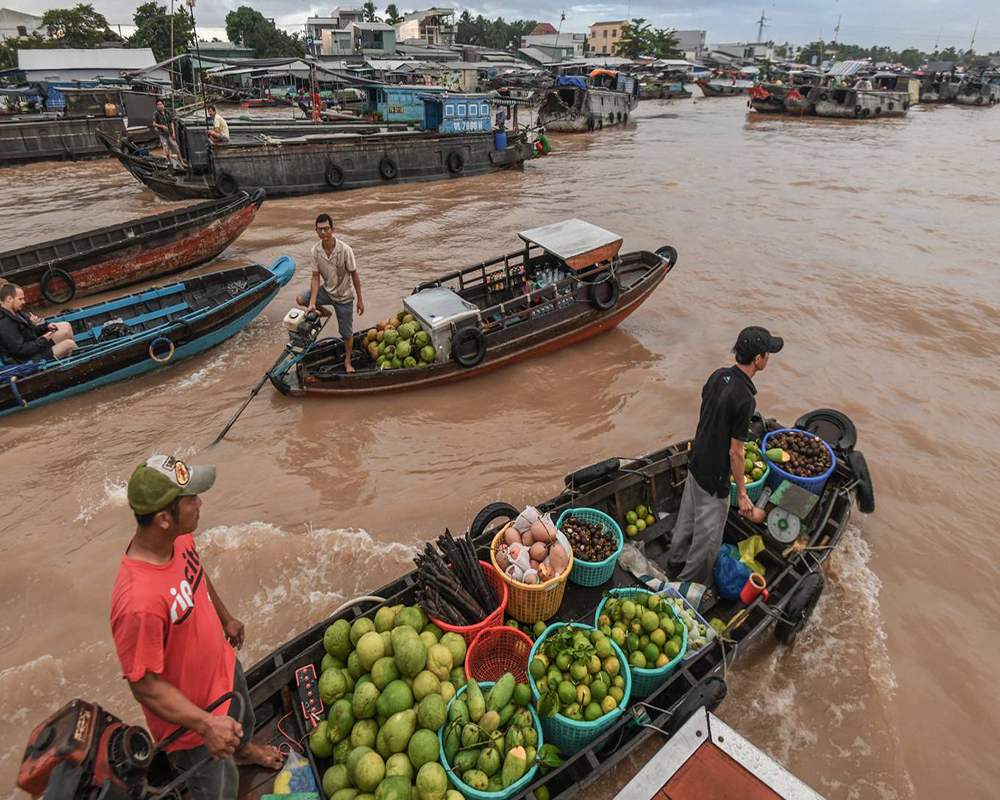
[689,366,757,498]
[154,109,173,130]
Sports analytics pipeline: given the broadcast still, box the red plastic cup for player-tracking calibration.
[740,572,769,604]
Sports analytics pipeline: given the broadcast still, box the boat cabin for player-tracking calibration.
[517,218,623,270]
[363,84,447,123]
[421,93,492,134]
[871,72,921,104]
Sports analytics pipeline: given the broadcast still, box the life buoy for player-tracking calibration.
[216,172,239,195]
[40,268,76,304]
[588,276,620,310]
[325,162,345,188]
[445,150,464,174]
[451,326,486,368]
[149,336,175,364]
[379,155,398,180]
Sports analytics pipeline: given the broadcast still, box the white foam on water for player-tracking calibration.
[75,478,128,523]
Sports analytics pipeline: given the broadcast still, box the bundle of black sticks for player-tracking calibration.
[414,529,499,627]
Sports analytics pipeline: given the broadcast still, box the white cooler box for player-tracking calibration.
[404,287,480,362]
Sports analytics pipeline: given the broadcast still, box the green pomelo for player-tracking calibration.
[395,636,427,678]
[374,775,410,800]
[416,762,447,800]
[319,668,348,705]
[351,718,378,749]
[323,764,350,796]
[309,721,334,758]
[356,631,386,672]
[382,708,417,754]
[412,670,440,701]
[426,643,453,681]
[351,617,376,646]
[352,681,380,720]
[354,750,386,793]
[375,679,413,718]
[417,693,447,731]
[384,752,413,781]
[370,657,399,690]
[324,619,353,660]
[439,632,467,666]
[419,345,436,363]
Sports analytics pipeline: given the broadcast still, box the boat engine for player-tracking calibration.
[283,308,324,352]
[18,699,154,800]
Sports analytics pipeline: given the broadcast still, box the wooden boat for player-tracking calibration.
[954,78,1000,106]
[13,406,875,798]
[537,71,639,132]
[808,86,910,118]
[269,219,677,397]
[640,81,691,100]
[0,116,126,166]
[0,190,265,307]
[749,71,821,114]
[697,78,754,97]
[0,258,294,416]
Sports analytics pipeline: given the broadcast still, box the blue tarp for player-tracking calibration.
[556,76,588,90]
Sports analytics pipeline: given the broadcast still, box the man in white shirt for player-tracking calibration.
[297,214,365,372]
[206,105,229,144]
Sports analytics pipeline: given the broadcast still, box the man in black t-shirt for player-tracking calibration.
[667,327,783,584]
[153,98,182,167]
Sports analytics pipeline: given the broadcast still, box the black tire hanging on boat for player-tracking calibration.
[587,116,595,131]
[664,676,728,736]
[654,245,679,268]
[446,150,465,174]
[588,275,620,310]
[379,155,399,180]
[976,96,984,105]
[819,91,829,101]
[216,171,239,195]
[564,458,621,488]
[469,502,519,541]
[861,107,870,118]
[325,162,345,188]
[40,268,76,304]
[774,571,824,645]
[451,325,486,368]
[793,408,857,453]
[847,450,876,514]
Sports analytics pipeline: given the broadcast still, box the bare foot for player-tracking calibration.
[344,362,355,373]
[234,742,285,770]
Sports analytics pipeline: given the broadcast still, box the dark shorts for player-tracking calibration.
[297,287,354,340]
[165,660,254,800]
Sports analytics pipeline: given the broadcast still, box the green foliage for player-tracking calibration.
[129,2,195,62]
[456,11,536,50]
[615,19,679,59]
[41,3,120,47]
[362,1,379,23]
[225,6,305,58]
[384,4,403,26]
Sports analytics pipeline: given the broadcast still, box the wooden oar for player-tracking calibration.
[210,347,294,446]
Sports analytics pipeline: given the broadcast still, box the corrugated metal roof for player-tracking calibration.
[827,59,869,77]
[18,48,157,71]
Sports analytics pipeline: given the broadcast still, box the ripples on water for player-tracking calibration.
[1,98,999,799]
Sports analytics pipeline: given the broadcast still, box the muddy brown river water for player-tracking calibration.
[1,98,999,799]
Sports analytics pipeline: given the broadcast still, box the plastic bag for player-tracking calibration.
[713,543,751,600]
[738,535,766,576]
[271,749,318,795]
[618,543,709,611]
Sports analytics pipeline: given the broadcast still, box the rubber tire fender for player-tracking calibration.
[588,275,620,310]
[451,325,486,368]
[819,91,829,101]
[325,161,345,188]
[774,571,824,645]
[976,96,984,105]
[379,155,398,180]
[793,408,857,453]
[664,677,728,736]
[847,450,875,514]
[564,458,621,489]
[40,268,76,304]
[445,150,464,174]
[655,245,678,269]
[216,171,239,195]
[469,502,519,541]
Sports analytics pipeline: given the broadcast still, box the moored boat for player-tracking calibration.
[0,116,126,166]
[0,258,294,415]
[697,78,754,97]
[537,71,639,132]
[268,219,676,397]
[808,85,910,118]
[749,70,821,114]
[0,190,265,307]
[954,77,1000,106]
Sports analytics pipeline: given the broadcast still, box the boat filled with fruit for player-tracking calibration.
[18,409,874,800]
[269,219,678,397]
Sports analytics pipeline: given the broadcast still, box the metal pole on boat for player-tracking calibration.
[186,0,210,125]
[210,347,292,446]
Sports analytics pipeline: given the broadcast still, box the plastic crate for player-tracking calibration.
[527,623,631,754]
[438,680,543,800]
[466,625,535,683]
[428,561,508,645]
[762,428,837,496]
[556,508,624,587]
[594,589,687,698]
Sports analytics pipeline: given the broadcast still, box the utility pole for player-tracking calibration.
[756,8,768,43]
[832,15,841,44]
[169,0,175,90]
[969,18,978,53]
[933,25,942,51]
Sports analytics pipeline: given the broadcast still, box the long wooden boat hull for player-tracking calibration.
[1,190,265,307]
[954,86,1000,105]
[809,87,910,118]
[0,117,126,166]
[697,80,752,97]
[272,250,671,397]
[0,258,294,416]
[537,87,639,132]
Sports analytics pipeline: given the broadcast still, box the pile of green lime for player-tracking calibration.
[622,504,655,538]
[596,591,683,670]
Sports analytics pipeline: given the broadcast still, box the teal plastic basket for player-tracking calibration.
[527,622,632,754]
[556,508,624,587]
[594,588,688,699]
[729,462,770,507]
[438,680,543,800]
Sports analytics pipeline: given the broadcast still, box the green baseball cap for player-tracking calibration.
[127,455,216,515]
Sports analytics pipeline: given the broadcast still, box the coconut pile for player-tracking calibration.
[494,506,572,585]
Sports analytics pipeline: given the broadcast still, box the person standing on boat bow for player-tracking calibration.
[297,213,365,373]
[153,98,183,168]
[667,327,783,585]
[110,456,284,800]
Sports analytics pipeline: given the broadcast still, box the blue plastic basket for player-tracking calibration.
[527,622,632,754]
[438,680,543,800]
[729,461,771,507]
[556,508,624,587]
[762,428,837,496]
[594,589,687,698]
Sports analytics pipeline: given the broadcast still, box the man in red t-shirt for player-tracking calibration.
[110,455,283,800]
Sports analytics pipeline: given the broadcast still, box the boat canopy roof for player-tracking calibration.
[518,218,623,270]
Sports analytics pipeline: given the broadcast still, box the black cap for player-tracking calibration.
[734,326,783,361]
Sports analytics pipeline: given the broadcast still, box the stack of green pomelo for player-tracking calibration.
[363,310,438,370]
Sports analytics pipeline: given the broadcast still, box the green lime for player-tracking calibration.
[625,510,638,524]
[625,524,638,537]
[635,519,646,533]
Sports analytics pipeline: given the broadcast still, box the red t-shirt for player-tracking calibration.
[110,533,236,752]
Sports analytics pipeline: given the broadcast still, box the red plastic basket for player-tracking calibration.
[428,561,508,646]
[465,625,535,683]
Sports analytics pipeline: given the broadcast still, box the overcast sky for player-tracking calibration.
[19,0,1000,53]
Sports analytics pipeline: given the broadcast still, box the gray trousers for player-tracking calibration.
[166,660,254,800]
[667,472,729,585]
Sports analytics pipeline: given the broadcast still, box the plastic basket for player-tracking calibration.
[438,680,543,800]
[593,589,687,699]
[466,625,535,683]
[428,561,508,646]
[527,623,631,754]
[490,529,572,624]
[729,461,771,507]
[556,508,624,587]
[657,587,716,664]
[762,428,837,496]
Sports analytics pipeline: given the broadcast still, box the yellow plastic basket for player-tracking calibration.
[490,526,573,624]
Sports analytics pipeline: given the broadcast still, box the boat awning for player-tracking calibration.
[518,219,623,270]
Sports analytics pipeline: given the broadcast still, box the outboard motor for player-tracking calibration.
[283,308,324,352]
